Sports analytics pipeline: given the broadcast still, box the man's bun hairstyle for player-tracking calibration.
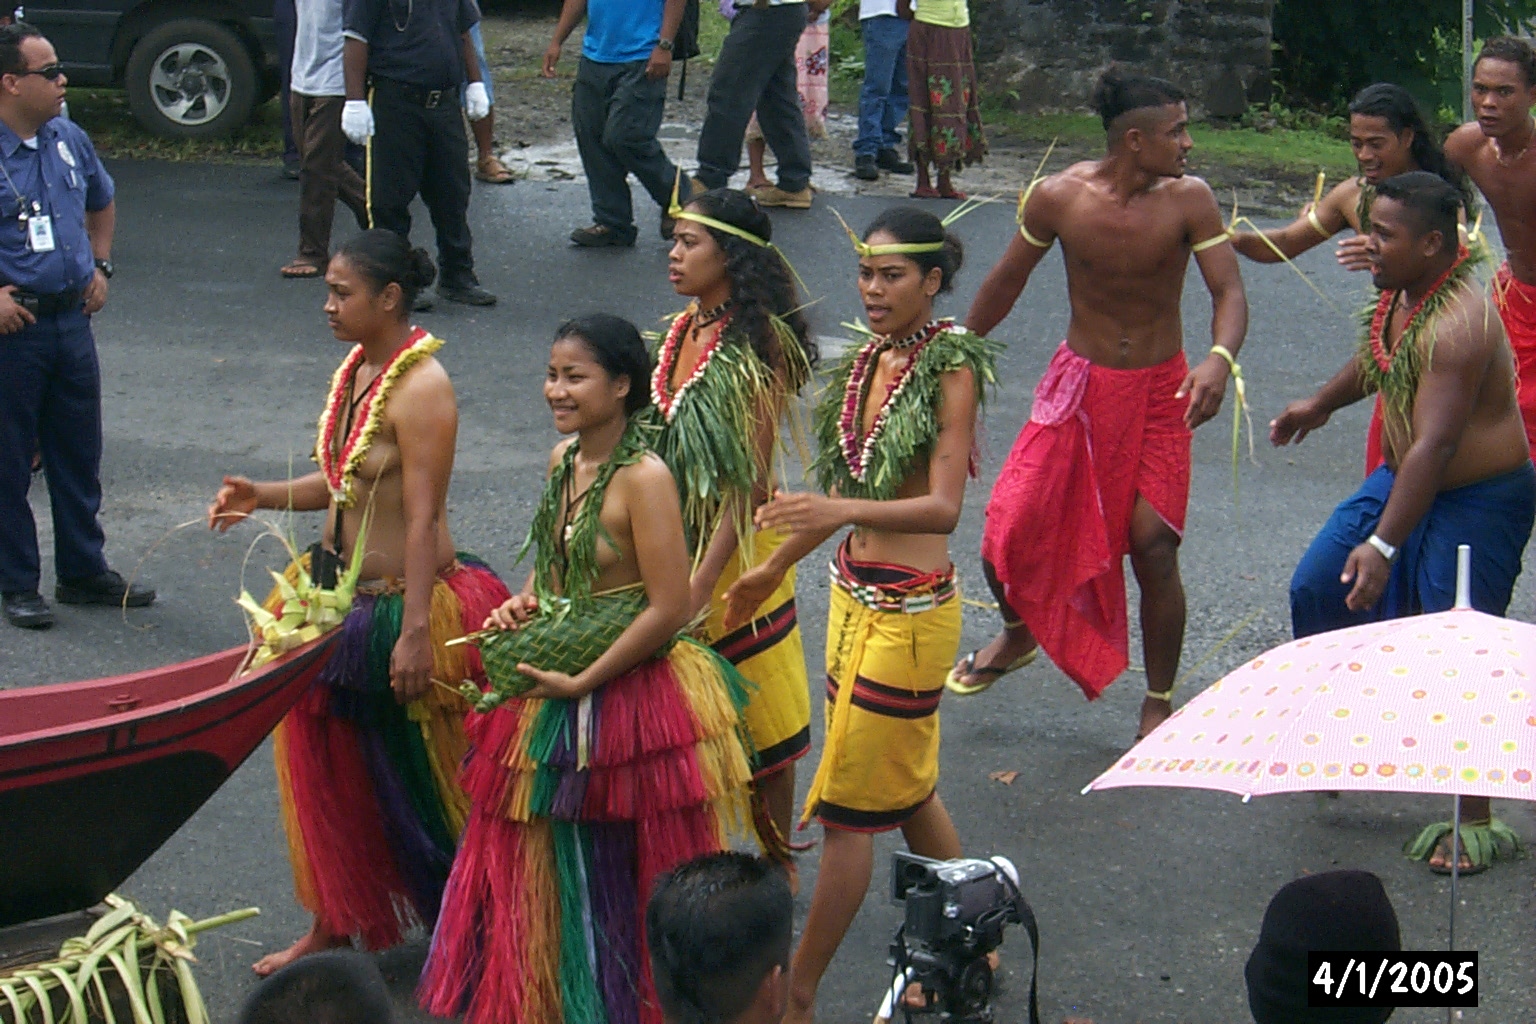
[1476,35,1536,88]
[1091,65,1187,132]
[863,206,964,295]
[335,229,437,312]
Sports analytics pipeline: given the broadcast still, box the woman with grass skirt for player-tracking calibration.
[418,315,757,1024]
[658,187,819,858]
[721,207,999,1024]
[207,229,510,976]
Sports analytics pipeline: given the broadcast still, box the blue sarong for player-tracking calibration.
[1291,462,1536,638]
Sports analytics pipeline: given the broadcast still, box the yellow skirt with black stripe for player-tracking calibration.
[802,541,961,832]
[705,527,812,777]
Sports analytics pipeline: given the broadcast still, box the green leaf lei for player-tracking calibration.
[642,312,811,561]
[518,417,656,609]
[813,320,1001,501]
[1356,245,1489,437]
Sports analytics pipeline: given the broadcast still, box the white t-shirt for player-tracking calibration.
[292,0,346,97]
[860,0,899,17]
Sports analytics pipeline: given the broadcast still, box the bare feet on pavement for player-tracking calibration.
[1137,694,1173,741]
[252,919,350,976]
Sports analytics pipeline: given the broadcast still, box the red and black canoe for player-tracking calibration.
[0,635,337,929]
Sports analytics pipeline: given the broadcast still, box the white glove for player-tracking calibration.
[464,81,490,122]
[341,99,374,144]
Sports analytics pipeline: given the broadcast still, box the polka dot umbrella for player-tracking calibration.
[1084,547,1535,957]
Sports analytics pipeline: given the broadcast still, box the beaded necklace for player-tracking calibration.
[651,304,733,422]
[837,320,945,483]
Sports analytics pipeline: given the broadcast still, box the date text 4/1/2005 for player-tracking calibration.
[1308,952,1478,1008]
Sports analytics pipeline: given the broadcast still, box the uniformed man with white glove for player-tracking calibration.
[342,0,495,308]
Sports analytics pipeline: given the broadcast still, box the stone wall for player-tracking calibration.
[969,0,1276,119]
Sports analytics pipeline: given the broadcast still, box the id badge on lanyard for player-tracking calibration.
[27,206,54,253]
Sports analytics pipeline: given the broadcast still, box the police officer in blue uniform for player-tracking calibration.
[0,22,153,629]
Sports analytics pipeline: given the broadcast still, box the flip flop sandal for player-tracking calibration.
[1427,834,1489,876]
[909,186,942,199]
[938,189,969,200]
[476,156,516,184]
[280,259,325,279]
[945,646,1038,696]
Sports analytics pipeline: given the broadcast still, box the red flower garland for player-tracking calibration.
[651,307,732,421]
[837,320,947,481]
[1369,251,1467,372]
[316,327,437,504]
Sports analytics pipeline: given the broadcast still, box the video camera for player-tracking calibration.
[883,852,1039,1024]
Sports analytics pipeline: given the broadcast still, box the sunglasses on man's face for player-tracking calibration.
[15,63,64,81]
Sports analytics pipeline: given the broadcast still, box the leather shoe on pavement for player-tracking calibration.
[439,280,498,306]
[3,591,53,629]
[571,224,637,247]
[56,570,156,608]
[877,148,915,174]
[754,185,814,209]
[854,155,879,181]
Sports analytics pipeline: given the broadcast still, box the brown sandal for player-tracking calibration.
[280,258,326,279]
[476,155,515,184]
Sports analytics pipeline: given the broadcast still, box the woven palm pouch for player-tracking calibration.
[458,587,652,711]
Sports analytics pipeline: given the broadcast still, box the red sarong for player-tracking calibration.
[1494,262,1536,460]
[981,343,1191,700]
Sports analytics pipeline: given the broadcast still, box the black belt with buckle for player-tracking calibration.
[13,288,82,316]
[373,77,460,109]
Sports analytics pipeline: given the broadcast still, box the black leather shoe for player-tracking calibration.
[3,591,53,629]
[413,292,435,312]
[877,148,915,174]
[570,224,636,248]
[438,280,498,306]
[854,154,879,181]
[56,570,156,608]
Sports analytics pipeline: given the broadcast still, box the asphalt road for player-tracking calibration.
[2,161,1532,1024]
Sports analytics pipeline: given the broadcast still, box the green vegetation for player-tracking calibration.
[67,88,283,161]
[1273,0,1536,112]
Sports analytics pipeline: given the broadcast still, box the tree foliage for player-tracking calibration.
[1274,0,1536,112]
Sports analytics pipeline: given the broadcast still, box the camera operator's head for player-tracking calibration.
[1245,870,1400,1024]
[237,949,395,1024]
[646,852,793,1024]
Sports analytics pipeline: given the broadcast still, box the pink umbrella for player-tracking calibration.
[1084,548,1534,964]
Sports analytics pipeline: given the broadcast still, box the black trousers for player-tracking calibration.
[366,77,476,284]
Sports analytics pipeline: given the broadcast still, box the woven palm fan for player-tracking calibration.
[455,587,651,712]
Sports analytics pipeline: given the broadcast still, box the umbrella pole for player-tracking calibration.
[1447,545,1469,1023]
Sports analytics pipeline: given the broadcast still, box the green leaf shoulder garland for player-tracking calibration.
[643,305,812,559]
[814,319,1001,501]
[1357,245,1488,437]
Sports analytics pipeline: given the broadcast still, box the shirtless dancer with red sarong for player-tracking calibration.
[949,68,1248,740]
[1445,36,1536,460]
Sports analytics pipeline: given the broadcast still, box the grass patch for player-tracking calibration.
[978,102,1357,178]
[67,87,284,162]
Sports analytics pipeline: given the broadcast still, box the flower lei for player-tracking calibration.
[651,304,732,423]
[1357,245,1484,434]
[837,320,944,482]
[314,327,444,507]
[814,319,1001,502]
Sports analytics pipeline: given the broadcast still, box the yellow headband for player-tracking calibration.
[668,173,770,247]
[831,196,995,259]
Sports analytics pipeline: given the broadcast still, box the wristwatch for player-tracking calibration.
[656,38,674,51]
[1366,533,1398,563]
[94,257,114,279]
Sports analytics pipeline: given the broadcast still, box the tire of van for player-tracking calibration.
[124,19,258,139]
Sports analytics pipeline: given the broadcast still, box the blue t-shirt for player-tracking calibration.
[582,0,662,65]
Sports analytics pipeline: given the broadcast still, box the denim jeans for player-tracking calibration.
[854,14,909,158]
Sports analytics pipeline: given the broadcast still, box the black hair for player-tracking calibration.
[646,853,793,1024]
[236,950,395,1024]
[1374,171,1462,252]
[1476,35,1536,88]
[0,22,43,76]
[334,229,437,313]
[1349,82,1475,216]
[553,314,652,415]
[1091,65,1187,132]
[685,188,817,391]
[862,206,964,295]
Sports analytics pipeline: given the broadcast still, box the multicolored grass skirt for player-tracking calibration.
[906,21,986,172]
[803,538,960,832]
[705,528,812,778]
[418,636,756,1024]
[268,555,509,949]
